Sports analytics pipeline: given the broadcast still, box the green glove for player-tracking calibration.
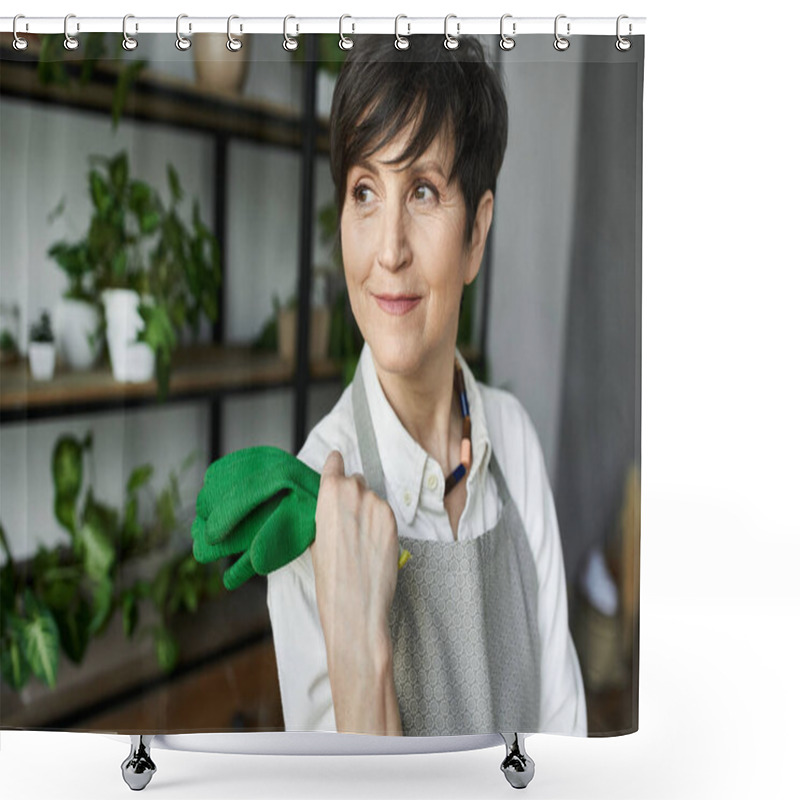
[192,446,321,590]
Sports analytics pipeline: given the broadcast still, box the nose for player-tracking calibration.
[376,195,410,273]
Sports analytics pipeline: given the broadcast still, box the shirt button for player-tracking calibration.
[426,474,438,491]
[403,490,412,506]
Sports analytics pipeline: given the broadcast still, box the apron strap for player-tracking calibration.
[352,359,388,501]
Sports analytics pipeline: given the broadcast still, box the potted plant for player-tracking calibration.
[50,151,221,398]
[47,201,102,371]
[28,311,56,381]
[0,433,222,696]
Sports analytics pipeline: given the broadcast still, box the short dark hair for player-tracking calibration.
[329,34,508,248]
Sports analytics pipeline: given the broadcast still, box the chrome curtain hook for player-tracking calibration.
[12,14,29,51]
[64,13,79,51]
[444,14,460,50]
[122,15,138,51]
[175,14,191,51]
[227,15,243,52]
[283,15,299,51]
[339,15,354,50]
[499,14,516,51]
[394,15,410,51]
[616,14,632,51]
[553,14,570,51]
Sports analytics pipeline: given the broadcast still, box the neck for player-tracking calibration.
[373,345,462,473]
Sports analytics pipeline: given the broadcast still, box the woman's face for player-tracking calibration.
[340,125,492,379]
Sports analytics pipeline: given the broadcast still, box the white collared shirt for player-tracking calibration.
[267,342,587,736]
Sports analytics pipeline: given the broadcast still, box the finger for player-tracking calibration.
[352,472,368,488]
[321,450,345,481]
[249,491,317,575]
[223,552,257,591]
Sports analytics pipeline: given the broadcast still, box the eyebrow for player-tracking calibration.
[352,157,448,180]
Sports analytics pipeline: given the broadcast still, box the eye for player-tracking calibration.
[351,182,373,204]
[412,182,438,202]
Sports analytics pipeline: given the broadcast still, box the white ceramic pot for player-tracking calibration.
[28,342,56,381]
[192,34,250,94]
[101,289,155,383]
[54,297,101,370]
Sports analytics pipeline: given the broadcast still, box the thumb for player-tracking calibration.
[321,449,345,482]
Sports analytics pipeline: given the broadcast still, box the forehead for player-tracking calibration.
[352,106,455,177]
[353,120,455,177]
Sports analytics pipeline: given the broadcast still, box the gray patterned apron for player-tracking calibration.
[352,360,542,736]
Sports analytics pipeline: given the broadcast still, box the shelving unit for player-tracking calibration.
[0,36,331,458]
[0,35,490,730]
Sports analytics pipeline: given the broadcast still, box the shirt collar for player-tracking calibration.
[357,341,492,526]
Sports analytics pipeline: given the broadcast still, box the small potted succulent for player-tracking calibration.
[28,311,56,381]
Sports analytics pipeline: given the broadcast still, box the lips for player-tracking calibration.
[373,294,422,316]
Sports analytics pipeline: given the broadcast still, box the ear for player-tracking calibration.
[465,189,494,286]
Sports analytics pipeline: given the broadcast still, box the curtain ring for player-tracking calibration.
[394,15,410,51]
[227,15,243,52]
[499,14,516,51]
[12,15,29,51]
[616,15,632,51]
[339,15,354,50]
[283,15,299,51]
[444,14,460,50]
[122,15,138,51]
[64,13,79,51]
[175,14,191,51]
[553,14,570,51]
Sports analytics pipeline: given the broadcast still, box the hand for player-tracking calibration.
[311,449,403,735]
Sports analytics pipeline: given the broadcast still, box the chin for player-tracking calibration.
[367,334,423,377]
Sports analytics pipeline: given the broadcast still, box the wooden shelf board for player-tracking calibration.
[0,39,330,150]
[0,345,343,415]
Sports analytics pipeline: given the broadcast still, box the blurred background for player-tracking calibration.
[0,32,640,736]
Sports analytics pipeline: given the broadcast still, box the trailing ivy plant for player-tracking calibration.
[47,150,222,399]
[0,434,222,693]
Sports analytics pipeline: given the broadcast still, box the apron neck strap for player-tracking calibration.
[352,358,388,501]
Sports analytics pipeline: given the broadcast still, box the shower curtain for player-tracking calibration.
[0,27,643,740]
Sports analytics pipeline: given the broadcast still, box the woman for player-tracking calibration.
[267,34,586,737]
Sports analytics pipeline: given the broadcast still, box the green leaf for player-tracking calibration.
[0,614,32,691]
[155,486,177,535]
[121,497,141,549]
[21,604,60,689]
[47,194,66,222]
[54,496,77,538]
[0,522,13,567]
[167,164,183,204]
[108,152,129,197]
[77,517,116,582]
[126,464,154,494]
[151,562,171,614]
[111,249,128,280]
[53,598,91,665]
[38,569,79,612]
[89,169,111,216]
[154,626,179,673]
[0,560,16,613]
[120,589,139,638]
[88,576,114,636]
[52,435,84,501]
